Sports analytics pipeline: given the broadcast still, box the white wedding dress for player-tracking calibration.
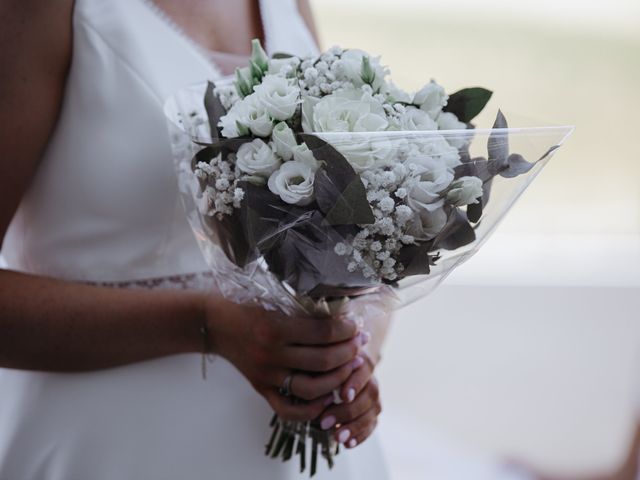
[0,0,389,478]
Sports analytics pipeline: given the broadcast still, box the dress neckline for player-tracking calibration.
[137,0,268,75]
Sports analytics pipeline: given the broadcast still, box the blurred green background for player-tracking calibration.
[311,0,640,235]
[310,1,640,476]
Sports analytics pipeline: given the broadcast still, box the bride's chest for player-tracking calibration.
[147,0,265,56]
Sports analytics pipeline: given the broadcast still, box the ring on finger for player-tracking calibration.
[279,373,294,397]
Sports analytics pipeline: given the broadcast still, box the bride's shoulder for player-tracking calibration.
[0,0,73,242]
[0,1,73,74]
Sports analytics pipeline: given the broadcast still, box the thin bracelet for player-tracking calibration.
[200,323,213,379]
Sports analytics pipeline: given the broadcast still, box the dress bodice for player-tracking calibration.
[0,4,392,479]
[1,0,319,282]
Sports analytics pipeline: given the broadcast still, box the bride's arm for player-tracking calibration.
[0,3,366,428]
[0,270,207,371]
[0,2,216,373]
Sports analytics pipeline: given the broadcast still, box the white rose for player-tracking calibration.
[236,139,281,180]
[272,122,298,160]
[301,95,320,132]
[395,107,438,131]
[413,80,448,119]
[437,111,469,149]
[407,207,448,241]
[308,88,388,133]
[404,154,455,213]
[219,94,274,138]
[243,95,274,137]
[253,74,300,121]
[331,135,394,173]
[446,176,483,206]
[416,135,461,170]
[334,49,387,91]
[267,160,315,206]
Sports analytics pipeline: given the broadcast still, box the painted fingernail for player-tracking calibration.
[346,387,356,403]
[320,415,336,430]
[348,438,358,448]
[359,331,371,346]
[324,395,334,407]
[338,429,351,444]
[350,356,365,369]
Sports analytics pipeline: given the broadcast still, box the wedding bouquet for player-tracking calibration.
[165,40,573,475]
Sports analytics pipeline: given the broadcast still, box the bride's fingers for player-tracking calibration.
[334,408,379,448]
[338,353,374,403]
[318,380,378,430]
[278,335,363,372]
[286,356,365,401]
[276,314,359,346]
[263,389,331,422]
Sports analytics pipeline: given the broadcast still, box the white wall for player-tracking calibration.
[307,2,640,475]
[377,235,640,477]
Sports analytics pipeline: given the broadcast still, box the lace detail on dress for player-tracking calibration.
[89,271,217,291]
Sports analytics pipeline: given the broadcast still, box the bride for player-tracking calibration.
[0,0,390,478]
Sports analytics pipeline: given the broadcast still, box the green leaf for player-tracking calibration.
[250,60,263,82]
[538,144,560,161]
[203,81,227,141]
[396,243,438,278]
[206,209,254,268]
[250,38,269,72]
[238,181,293,252]
[500,153,536,178]
[234,66,253,98]
[361,56,376,85]
[466,201,483,223]
[444,87,493,122]
[433,208,476,251]
[488,110,509,165]
[271,52,295,59]
[454,156,502,183]
[299,134,375,226]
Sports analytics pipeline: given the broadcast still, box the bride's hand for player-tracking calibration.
[204,295,364,422]
[318,352,382,449]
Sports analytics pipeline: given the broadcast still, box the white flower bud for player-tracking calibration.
[250,39,269,73]
[235,66,255,98]
[272,122,298,161]
[446,176,484,206]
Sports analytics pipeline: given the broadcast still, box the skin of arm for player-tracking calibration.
[0,0,208,372]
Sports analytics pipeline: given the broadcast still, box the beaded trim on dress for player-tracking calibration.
[88,271,217,291]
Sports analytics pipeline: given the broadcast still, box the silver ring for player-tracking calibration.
[279,374,294,397]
